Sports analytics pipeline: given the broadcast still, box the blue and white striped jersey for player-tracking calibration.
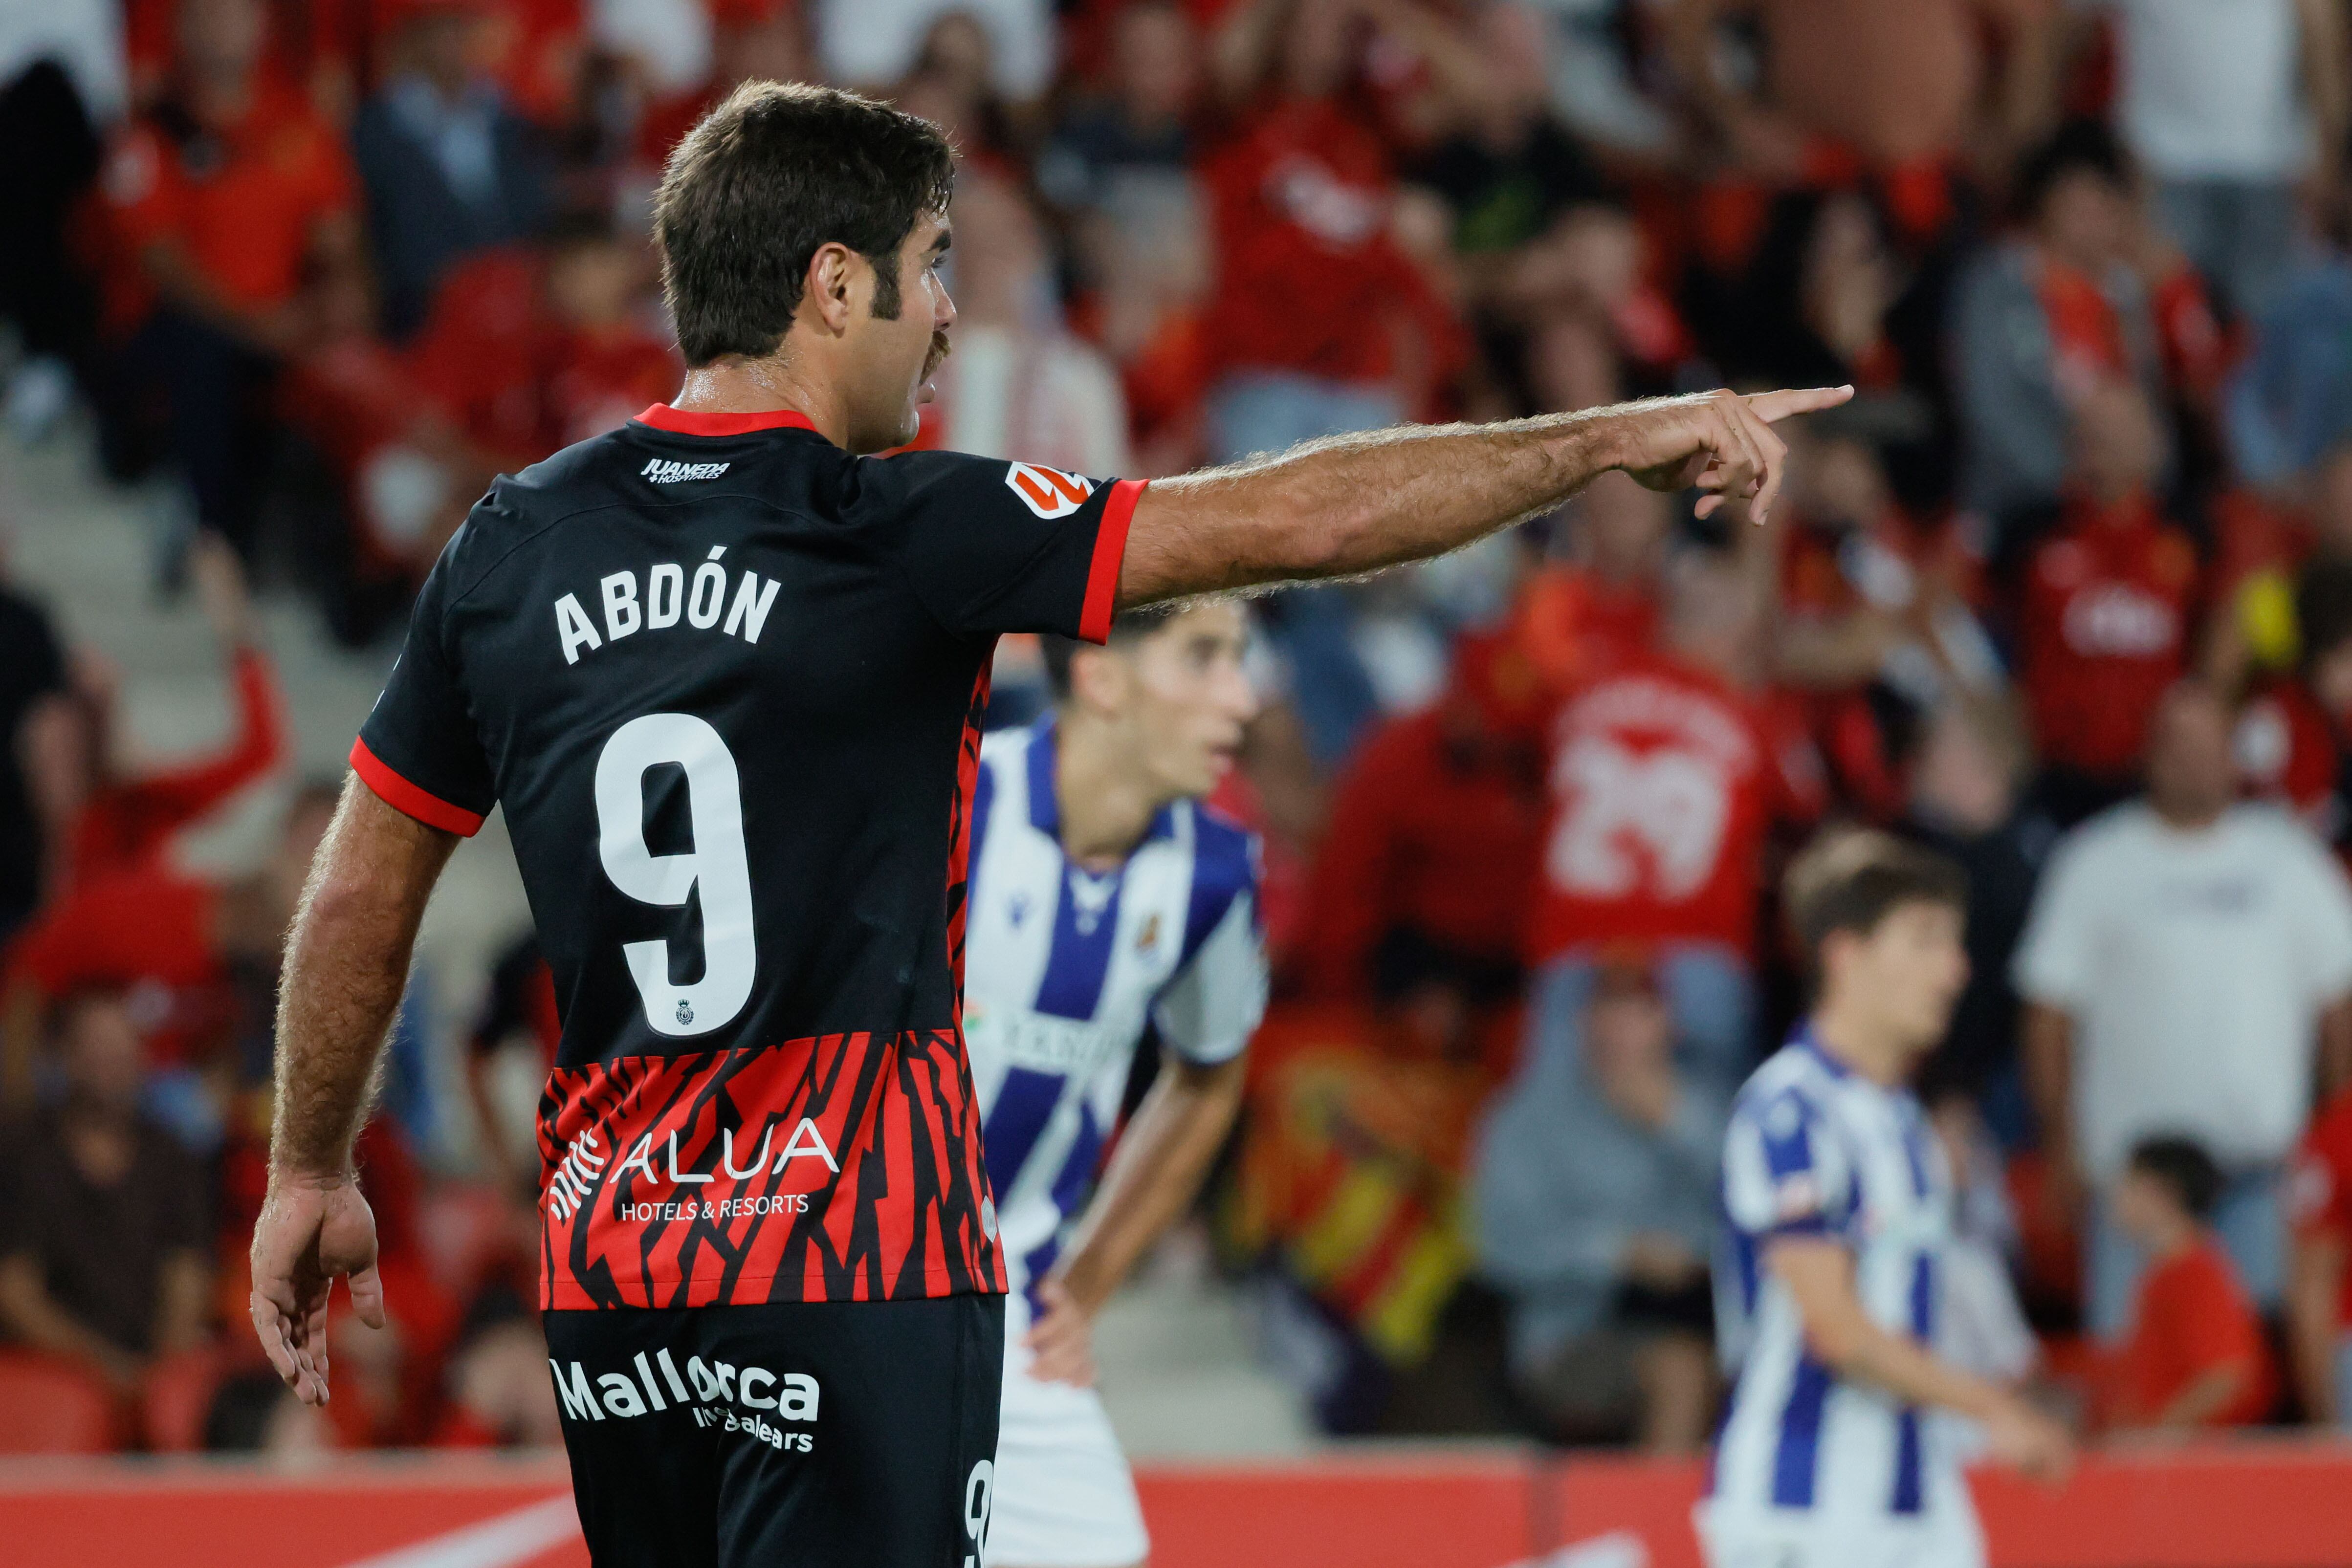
[1710,1027,1961,1526]
[963,719,1267,1328]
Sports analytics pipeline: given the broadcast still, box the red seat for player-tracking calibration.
[0,1352,119,1453]
[143,1344,227,1452]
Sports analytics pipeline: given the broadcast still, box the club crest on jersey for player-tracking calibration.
[1137,914,1160,952]
[1005,462,1093,519]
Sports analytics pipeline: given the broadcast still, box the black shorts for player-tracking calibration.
[544,1293,1004,1568]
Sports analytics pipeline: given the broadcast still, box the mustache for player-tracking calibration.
[923,330,951,380]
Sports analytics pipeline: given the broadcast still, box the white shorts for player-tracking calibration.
[1695,1497,1986,1568]
[982,1343,1150,1568]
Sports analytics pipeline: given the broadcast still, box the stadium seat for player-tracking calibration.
[0,1353,120,1453]
[143,1345,228,1453]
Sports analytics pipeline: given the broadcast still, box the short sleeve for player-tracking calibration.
[854,449,1143,643]
[2012,831,2098,1007]
[2170,1255,2262,1376]
[1722,1089,1854,1243]
[352,544,495,835]
[2287,831,2352,1003]
[1150,814,1267,1065]
[1152,889,1268,1066]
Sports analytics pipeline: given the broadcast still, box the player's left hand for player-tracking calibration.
[1021,1278,1099,1387]
[249,1175,385,1407]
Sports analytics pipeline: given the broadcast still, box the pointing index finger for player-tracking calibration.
[1746,385,1855,424]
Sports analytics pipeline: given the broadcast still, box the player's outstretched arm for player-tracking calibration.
[1116,386,1852,608]
[1022,1052,1249,1386]
[1772,1238,2075,1481]
[250,777,458,1407]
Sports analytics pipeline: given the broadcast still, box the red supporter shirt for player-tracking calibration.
[1528,652,1826,962]
[1516,566,1661,698]
[2020,495,2200,778]
[2209,488,2312,602]
[542,327,685,449]
[406,249,548,463]
[1780,507,1984,623]
[480,0,588,125]
[2104,1239,2276,1428]
[287,330,425,471]
[2287,1088,2352,1331]
[124,0,347,108]
[2035,256,2134,407]
[1296,703,1546,997]
[637,87,720,168]
[1202,97,1455,386]
[71,650,288,883]
[5,867,229,1068]
[100,82,355,314]
[2034,251,2225,406]
[2237,675,2345,832]
[1779,512,1984,819]
[2150,262,2229,401]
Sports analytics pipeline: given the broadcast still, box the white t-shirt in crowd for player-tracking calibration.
[816,0,1055,101]
[930,325,1132,478]
[590,0,711,96]
[2082,0,2312,180]
[2014,801,2352,1177]
[1,0,125,123]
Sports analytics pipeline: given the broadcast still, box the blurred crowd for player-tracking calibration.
[11,0,2352,1461]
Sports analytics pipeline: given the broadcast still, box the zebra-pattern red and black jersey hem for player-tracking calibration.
[535,1029,1006,1309]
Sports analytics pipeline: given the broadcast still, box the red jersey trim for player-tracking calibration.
[349,738,487,837]
[945,660,992,996]
[634,403,822,437]
[1081,479,1145,644]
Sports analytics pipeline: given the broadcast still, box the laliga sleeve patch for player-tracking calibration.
[1005,462,1094,519]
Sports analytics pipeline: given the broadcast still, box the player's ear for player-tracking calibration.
[1068,643,1129,717]
[803,242,858,335]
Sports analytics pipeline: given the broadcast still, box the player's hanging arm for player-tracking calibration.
[1769,1236,2076,1481]
[250,779,461,1407]
[1022,1051,1250,1387]
[1113,386,1854,608]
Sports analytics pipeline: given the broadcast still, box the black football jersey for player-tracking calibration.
[353,404,1140,1308]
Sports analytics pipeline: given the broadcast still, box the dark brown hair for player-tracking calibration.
[1039,605,1188,700]
[653,82,955,367]
[1785,828,1968,972]
[2128,1134,2224,1220]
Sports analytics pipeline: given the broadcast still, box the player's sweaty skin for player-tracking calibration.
[1116,385,1849,607]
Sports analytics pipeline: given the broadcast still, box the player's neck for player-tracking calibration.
[1055,717,1169,872]
[670,357,846,447]
[2143,1214,2203,1262]
[1805,1002,1909,1088]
